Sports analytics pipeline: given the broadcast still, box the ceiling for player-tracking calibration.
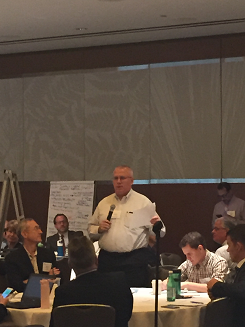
[1,0,245,55]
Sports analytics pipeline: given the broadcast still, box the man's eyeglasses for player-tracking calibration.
[113,176,131,181]
[213,227,226,231]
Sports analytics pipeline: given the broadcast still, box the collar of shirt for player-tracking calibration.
[195,250,210,268]
[236,258,245,269]
[76,268,97,279]
[222,240,228,246]
[114,188,133,202]
[59,231,68,239]
[24,246,37,259]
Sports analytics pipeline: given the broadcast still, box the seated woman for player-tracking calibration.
[3,220,22,251]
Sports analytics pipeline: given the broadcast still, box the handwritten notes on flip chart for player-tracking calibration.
[46,181,94,238]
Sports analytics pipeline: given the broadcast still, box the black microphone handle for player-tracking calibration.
[107,211,113,221]
[152,220,163,234]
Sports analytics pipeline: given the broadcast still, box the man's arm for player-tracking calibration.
[5,253,27,292]
[0,296,8,323]
[88,205,112,241]
[208,278,245,300]
[181,281,207,292]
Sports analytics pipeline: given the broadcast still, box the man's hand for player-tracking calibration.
[207,278,219,300]
[161,279,168,290]
[98,220,111,233]
[0,295,9,306]
[181,282,189,289]
[49,268,60,276]
[207,278,219,290]
[150,216,161,225]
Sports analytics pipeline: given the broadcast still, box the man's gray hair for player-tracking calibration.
[114,165,133,177]
[19,218,34,234]
[217,217,237,230]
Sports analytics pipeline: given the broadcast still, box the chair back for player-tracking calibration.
[160,253,182,266]
[203,297,234,327]
[148,265,170,283]
[53,304,115,327]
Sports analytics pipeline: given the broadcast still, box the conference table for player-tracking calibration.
[2,288,210,327]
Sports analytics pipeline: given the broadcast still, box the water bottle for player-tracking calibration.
[172,269,181,298]
[167,271,176,302]
[57,239,64,257]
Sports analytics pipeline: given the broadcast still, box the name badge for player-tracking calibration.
[227,211,235,218]
[111,209,121,219]
[42,262,52,272]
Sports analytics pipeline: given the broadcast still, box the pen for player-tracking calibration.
[190,301,204,304]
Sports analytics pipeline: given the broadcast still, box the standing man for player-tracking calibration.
[88,165,166,287]
[212,182,245,226]
[50,236,133,327]
[207,225,245,326]
[46,214,83,254]
[5,218,60,292]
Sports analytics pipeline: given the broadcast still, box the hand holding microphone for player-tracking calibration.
[98,204,116,233]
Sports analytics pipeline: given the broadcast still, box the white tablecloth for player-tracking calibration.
[129,288,210,327]
[3,288,210,327]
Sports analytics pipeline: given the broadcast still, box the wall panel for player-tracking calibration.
[84,69,151,180]
[222,58,245,178]
[23,74,85,181]
[0,79,24,180]
[150,60,221,179]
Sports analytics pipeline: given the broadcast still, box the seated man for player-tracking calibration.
[207,225,245,327]
[212,217,236,270]
[5,218,60,292]
[50,236,133,327]
[46,213,83,254]
[163,232,228,292]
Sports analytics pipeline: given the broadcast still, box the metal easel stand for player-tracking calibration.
[0,170,25,245]
[153,221,163,327]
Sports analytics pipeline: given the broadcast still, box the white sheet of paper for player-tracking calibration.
[129,202,156,229]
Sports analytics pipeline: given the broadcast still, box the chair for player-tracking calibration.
[160,253,182,266]
[202,297,235,327]
[53,304,115,327]
[148,265,170,284]
[161,264,178,271]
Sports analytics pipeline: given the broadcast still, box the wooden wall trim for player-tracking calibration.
[1,32,245,79]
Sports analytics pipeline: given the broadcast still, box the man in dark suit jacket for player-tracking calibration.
[46,213,83,253]
[5,219,60,293]
[50,236,133,327]
[207,225,245,327]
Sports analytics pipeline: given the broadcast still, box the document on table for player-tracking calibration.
[128,202,156,229]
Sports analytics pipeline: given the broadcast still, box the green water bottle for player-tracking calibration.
[167,271,176,302]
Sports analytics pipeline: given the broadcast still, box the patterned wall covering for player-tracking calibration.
[0,58,244,181]
[0,79,24,179]
[84,69,150,180]
[23,74,85,181]
[150,61,221,179]
[222,59,245,178]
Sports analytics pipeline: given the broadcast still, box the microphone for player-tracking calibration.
[107,204,116,221]
[152,220,163,234]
